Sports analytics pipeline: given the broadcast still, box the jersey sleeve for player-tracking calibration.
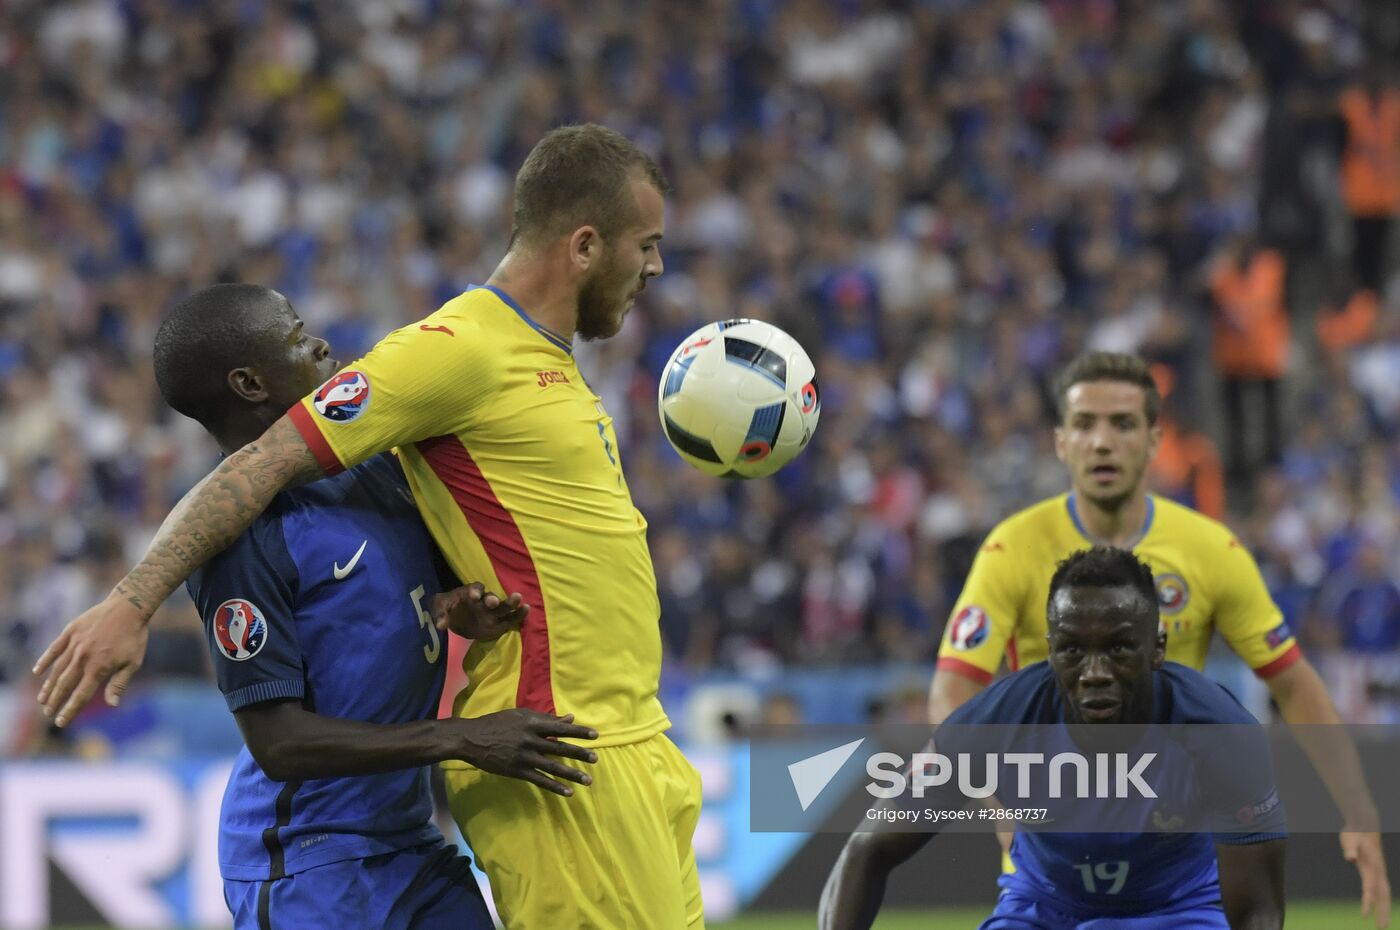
[289,309,497,475]
[1197,724,1288,844]
[187,516,305,712]
[1209,534,1301,679]
[935,528,1024,685]
[1173,669,1288,842]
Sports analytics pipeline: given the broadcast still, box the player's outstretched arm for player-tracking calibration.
[237,702,598,795]
[818,825,933,930]
[928,667,988,725]
[34,414,322,726]
[1217,839,1285,930]
[1266,659,1391,927]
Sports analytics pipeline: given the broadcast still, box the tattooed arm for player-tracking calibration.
[35,415,323,725]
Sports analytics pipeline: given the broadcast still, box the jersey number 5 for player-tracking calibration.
[595,401,622,485]
[1074,860,1129,895]
[409,585,443,663]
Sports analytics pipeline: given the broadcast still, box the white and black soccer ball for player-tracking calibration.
[657,319,820,479]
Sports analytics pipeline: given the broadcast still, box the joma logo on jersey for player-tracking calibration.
[536,370,570,388]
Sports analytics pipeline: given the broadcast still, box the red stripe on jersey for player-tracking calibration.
[437,632,470,720]
[1006,637,1020,672]
[416,434,555,714]
[1252,643,1303,680]
[935,656,995,686]
[288,404,346,476]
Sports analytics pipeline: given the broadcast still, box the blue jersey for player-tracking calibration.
[941,662,1286,920]
[187,454,449,882]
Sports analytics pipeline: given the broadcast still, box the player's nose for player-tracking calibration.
[312,336,332,360]
[1079,652,1114,684]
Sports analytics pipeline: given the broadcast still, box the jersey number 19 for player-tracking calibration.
[1074,860,1129,895]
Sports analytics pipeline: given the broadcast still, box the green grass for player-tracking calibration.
[51,903,1384,929]
[713,901,1380,928]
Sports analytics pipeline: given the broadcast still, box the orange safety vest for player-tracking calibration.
[1211,249,1290,379]
[1340,86,1400,216]
[1316,288,1379,352]
[1151,419,1225,522]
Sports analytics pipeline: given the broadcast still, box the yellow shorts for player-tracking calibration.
[446,731,704,929]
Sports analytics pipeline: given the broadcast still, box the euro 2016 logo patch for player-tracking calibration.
[313,370,371,422]
[1265,622,1293,650]
[1155,574,1190,615]
[213,598,268,661]
[949,606,990,651]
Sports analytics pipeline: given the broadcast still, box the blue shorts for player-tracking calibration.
[224,840,492,930]
[979,890,1230,929]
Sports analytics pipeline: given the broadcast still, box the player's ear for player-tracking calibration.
[569,225,602,273]
[1147,421,1162,458]
[1053,425,1067,462]
[228,367,270,404]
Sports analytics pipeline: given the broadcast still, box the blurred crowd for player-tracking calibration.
[3,0,1400,743]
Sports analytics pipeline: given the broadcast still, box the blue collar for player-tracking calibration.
[1066,493,1155,549]
[475,284,573,355]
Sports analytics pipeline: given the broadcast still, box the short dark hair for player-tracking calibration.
[1047,546,1159,624]
[1053,352,1160,425]
[509,124,668,250]
[153,284,283,426]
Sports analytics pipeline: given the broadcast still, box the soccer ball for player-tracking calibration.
[657,319,820,478]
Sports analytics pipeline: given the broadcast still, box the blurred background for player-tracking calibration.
[1,0,1399,926]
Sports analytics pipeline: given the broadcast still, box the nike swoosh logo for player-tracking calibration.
[333,540,368,580]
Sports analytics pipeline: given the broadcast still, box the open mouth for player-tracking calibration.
[1079,697,1120,721]
[1089,465,1120,483]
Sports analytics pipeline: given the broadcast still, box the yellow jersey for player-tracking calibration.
[936,493,1301,685]
[290,286,668,748]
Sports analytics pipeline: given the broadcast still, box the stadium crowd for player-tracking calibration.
[2,0,1400,744]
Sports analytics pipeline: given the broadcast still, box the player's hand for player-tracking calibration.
[453,709,598,797]
[33,595,150,727]
[1341,830,1392,928]
[430,583,528,641]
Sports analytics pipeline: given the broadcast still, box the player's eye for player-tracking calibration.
[1110,643,1134,655]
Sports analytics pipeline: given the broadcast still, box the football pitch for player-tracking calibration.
[56,904,1380,929]
[715,901,1376,928]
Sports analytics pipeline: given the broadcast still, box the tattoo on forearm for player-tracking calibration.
[118,416,322,616]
